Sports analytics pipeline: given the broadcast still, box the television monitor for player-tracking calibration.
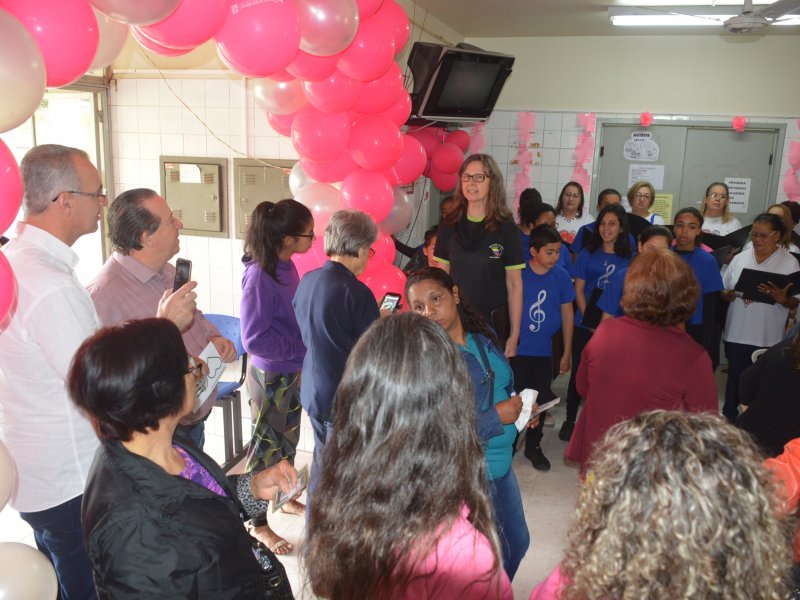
[407,42,515,123]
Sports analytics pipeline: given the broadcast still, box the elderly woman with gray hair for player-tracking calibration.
[292,209,381,499]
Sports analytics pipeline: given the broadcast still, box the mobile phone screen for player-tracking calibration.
[173,258,192,292]
[380,293,401,312]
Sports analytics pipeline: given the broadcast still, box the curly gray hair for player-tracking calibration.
[561,410,793,600]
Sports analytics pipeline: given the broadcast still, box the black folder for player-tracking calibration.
[734,268,800,304]
[702,225,752,251]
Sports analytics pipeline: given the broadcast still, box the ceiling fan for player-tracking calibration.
[723,0,800,32]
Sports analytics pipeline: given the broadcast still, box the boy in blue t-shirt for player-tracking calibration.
[511,225,575,471]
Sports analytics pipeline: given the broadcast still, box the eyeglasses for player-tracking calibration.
[634,193,652,200]
[563,192,580,199]
[296,232,316,241]
[751,231,777,240]
[708,193,728,200]
[51,188,107,203]
[460,173,488,183]
[185,357,204,378]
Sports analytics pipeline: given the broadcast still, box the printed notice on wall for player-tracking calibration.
[179,163,202,184]
[724,177,751,214]
[628,164,665,190]
[652,194,673,222]
[623,131,660,162]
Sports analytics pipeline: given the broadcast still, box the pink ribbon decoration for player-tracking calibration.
[783,140,800,201]
[513,112,536,207]
[639,112,653,127]
[732,116,747,133]
[571,113,596,193]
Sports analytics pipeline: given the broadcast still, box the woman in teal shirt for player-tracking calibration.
[406,268,530,580]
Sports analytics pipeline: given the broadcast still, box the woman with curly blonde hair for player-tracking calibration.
[531,410,794,600]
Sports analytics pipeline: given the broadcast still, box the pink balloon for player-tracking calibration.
[363,230,396,274]
[215,0,300,78]
[2,0,99,88]
[292,237,328,278]
[352,62,404,115]
[384,134,426,185]
[0,140,22,234]
[0,252,17,332]
[138,0,226,49]
[131,26,192,56]
[373,0,409,54]
[407,128,439,158]
[358,263,407,303]
[356,0,384,18]
[340,169,393,221]
[293,181,342,234]
[338,16,395,82]
[445,129,470,152]
[378,91,411,127]
[301,153,357,183]
[267,111,297,137]
[429,168,458,192]
[298,0,359,57]
[348,115,404,172]
[269,69,295,82]
[291,106,351,162]
[90,0,180,25]
[286,50,339,82]
[253,78,307,116]
[304,70,363,114]
[431,142,464,174]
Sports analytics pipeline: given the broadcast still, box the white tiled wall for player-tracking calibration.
[108,76,800,452]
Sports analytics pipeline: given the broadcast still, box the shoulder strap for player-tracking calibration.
[472,334,495,406]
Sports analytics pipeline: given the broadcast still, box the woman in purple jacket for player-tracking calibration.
[240,198,314,555]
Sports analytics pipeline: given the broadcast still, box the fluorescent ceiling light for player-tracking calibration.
[609,5,800,25]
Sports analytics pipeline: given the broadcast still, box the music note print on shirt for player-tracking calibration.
[597,262,616,289]
[528,289,547,332]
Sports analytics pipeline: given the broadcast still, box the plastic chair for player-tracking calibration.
[204,313,247,468]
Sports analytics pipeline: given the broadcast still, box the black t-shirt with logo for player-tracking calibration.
[434,216,525,322]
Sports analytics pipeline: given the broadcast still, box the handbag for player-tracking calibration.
[253,541,294,600]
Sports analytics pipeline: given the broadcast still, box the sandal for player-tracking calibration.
[246,522,294,555]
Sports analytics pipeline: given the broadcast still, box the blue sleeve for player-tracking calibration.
[558,243,573,277]
[558,267,577,303]
[697,252,725,294]
[572,225,587,254]
[462,346,504,442]
[574,249,591,281]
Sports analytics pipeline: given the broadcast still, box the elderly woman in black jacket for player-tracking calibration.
[68,318,297,598]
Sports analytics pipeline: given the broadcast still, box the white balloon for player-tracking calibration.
[252,78,307,117]
[0,543,58,600]
[0,440,15,511]
[0,9,46,134]
[379,187,412,234]
[90,9,129,70]
[289,162,316,196]
[297,0,359,57]
[90,0,181,26]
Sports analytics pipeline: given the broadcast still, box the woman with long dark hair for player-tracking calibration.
[406,268,529,581]
[305,313,512,599]
[240,198,314,554]
[433,154,526,356]
[560,203,633,441]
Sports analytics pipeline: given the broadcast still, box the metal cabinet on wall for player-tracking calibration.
[232,158,295,240]
[160,156,228,238]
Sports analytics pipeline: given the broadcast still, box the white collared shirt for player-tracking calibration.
[0,223,100,512]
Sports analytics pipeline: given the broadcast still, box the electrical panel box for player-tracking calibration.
[160,157,227,238]
[233,158,296,240]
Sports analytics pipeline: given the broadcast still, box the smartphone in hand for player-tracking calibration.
[379,292,402,312]
[173,258,192,292]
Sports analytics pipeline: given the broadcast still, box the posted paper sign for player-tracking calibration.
[628,164,665,189]
[195,342,224,410]
[724,177,751,214]
[623,131,660,161]
[652,193,673,223]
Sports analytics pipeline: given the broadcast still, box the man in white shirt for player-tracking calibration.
[0,146,195,599]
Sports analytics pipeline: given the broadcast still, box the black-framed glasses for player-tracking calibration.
[52,189,107,203]
[460,173,488,183]
[634,193,652,200]
[296,232,316,240]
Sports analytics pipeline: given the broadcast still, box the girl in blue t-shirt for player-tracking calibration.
[560,204,633,442]
[512,225,575,471]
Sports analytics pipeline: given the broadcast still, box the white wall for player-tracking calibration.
[467,35,800,117]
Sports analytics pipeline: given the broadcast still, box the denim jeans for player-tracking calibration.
[19,495,97,600]
[488,468,530,581]
[307,415,334,517]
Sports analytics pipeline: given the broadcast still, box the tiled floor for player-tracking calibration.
[0,370,727,598]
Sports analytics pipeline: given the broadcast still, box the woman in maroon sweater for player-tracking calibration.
[566,249,719,474]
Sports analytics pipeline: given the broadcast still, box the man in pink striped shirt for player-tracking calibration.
[87,188,236,449]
